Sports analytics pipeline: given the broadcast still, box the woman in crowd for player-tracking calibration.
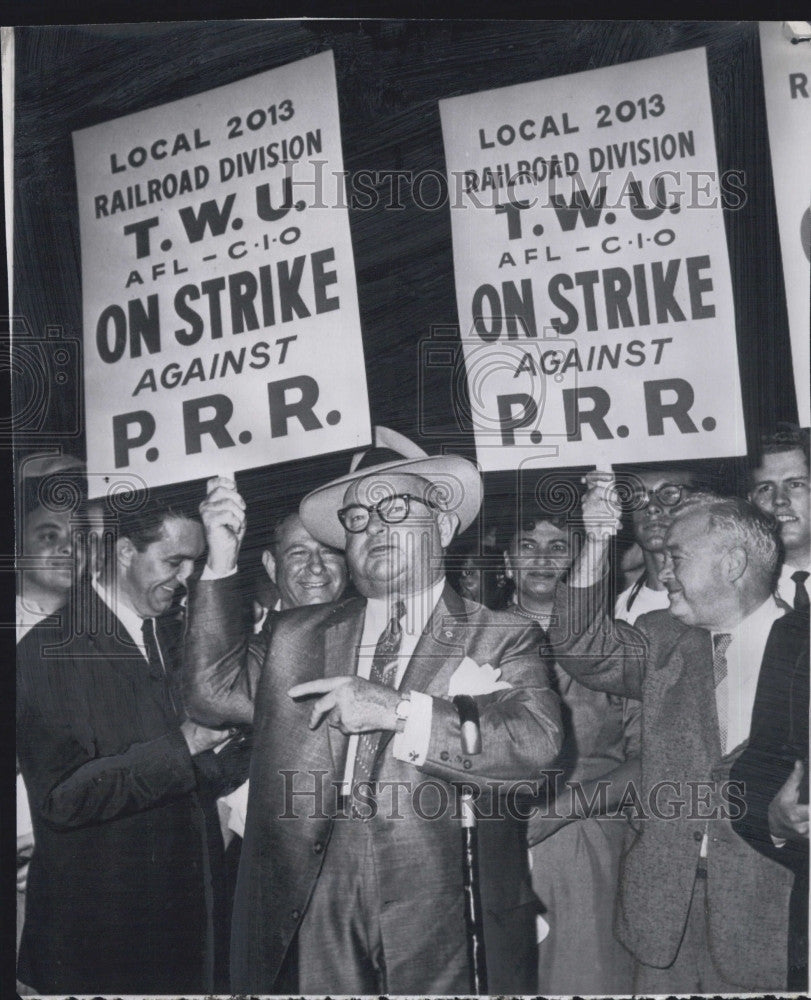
[502,505,641,995]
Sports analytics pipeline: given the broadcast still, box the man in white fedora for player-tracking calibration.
[183,431,562,995]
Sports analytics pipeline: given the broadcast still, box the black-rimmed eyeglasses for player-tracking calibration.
[630,483,691,509]
[338,493,439,533]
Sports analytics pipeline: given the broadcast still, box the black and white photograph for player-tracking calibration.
[6,16,810,997]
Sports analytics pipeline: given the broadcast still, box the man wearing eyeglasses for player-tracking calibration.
[183,446,562,996]
[613,466,696,624]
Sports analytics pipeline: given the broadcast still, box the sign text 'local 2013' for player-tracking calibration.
[74,51,370,495]
[440,48,746,469]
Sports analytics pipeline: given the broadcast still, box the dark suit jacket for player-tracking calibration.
[549,582,796,990]
[184,576,562,994]
[16,589,211,995]
[730,610,809,984]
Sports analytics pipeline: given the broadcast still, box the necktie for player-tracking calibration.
[791,570,810,612]
[352,601,407,788]
[142,617,178,716]
[712,632,732,752]
[141,617,165,676]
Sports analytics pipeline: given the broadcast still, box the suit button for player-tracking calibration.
[313,841,323,855]
[291,909,301,921]
[440,751,450,761]
[463,759,472,770]
[693,831,703,842]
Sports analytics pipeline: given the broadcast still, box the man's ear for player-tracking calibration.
[116,536,136,570]
[722,545,748,584]
[437,511,460,549]
[261,549,277,584]
[503,551,514,580]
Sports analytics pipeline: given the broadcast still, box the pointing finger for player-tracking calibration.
[309,690,339,729]
[288,676,352,700]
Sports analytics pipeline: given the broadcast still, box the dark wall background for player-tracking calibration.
[11,19,800,556]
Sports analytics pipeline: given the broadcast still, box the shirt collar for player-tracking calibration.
[92,576,149,647]
[364,575,446,634]
[718,594,785,643]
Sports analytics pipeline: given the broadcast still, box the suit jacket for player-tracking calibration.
[548,581,796,990]
[730,610,809,983]
[184,576,562,994]
[16,589,211,995]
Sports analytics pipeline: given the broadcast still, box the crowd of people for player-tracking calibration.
[15,425,809,995]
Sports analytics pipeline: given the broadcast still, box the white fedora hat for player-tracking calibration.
[299,427,482,549]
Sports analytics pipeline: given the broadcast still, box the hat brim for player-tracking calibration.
[299,454,483,549]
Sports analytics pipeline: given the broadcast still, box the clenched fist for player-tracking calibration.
[200,476,247,575]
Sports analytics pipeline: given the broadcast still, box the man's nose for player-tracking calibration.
[176,558,195,584]
[773,484,790,507]
[365,509,386,534]
[645,494,666,516]
[657,556,674,584]
[307,549,326,573]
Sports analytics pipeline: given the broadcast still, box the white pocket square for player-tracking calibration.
[447,656,513,697]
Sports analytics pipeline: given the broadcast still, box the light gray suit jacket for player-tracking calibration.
[549,581,794,989]
[184,577,562,994]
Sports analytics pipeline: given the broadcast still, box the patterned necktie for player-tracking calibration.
[791,570,810,612]
[712,632,732,752]
[352,600,407,788]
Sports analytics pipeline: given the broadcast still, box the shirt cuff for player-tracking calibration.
[201,564,238,580]
[770,834,787,849]
[392,690,433,766]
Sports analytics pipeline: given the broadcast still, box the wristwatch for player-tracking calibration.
[394,690,412,733]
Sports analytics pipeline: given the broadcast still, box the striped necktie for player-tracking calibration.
[712,632,732,752]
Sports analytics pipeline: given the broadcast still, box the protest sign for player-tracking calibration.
[759,21,811,427]
[74,50,370,496]
[440,47,745,470]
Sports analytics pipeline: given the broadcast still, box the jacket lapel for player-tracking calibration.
[79,589,176,718]
[399,582,469,696]
[373,584,468,767]
[323,597,366,769]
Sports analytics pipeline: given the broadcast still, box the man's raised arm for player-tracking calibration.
[547,472,647,700]
[183,477,262,727]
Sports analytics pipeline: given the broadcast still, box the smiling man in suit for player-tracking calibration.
[548,481,800,993]
[183,445,562,995]
[17,500,231,995]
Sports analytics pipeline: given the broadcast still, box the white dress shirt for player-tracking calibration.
[713,595,786,757]
[16,595,51,643]
[340,576,445,794]
[700,595,786,858]
[92,577,153,660]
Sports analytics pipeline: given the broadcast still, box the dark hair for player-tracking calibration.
[446,537,512,610]
[266,508,302,556]
[500,511,569,552]
[752,426,810,475]
[116,503,199,553]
